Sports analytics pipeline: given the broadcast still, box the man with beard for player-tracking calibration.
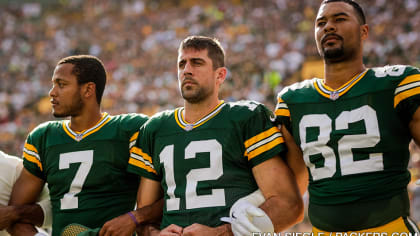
[274,0,420,234]
[7,55,151,236]
[116,35,304,235]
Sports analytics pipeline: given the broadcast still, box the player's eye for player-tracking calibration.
[191,59,204,66]
[178,61,186,69]
[317,21,326,27]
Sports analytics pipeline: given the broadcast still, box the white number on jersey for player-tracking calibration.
[373,65,406,77]
[59,150,93,209]
[160,139,226,211]
[300,105,384,181]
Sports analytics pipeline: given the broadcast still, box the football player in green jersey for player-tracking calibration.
[116,35,304,236]
[7,55,151,236]
[274,0,420,234]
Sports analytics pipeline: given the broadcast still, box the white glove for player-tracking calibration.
[228,190,274,236]
[34,232,48,236]
[238,189,265,206]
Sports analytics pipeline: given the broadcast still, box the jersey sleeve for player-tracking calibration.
[22,126,45,180]
[242,103,286,167]
[274,89,292,132]
[394,66,420,123]
[127,119,160,181]
[120,113,149,134]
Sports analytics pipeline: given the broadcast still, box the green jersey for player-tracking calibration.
[127,101,286,228]
[275,65,420,231]
[23,113,148,236]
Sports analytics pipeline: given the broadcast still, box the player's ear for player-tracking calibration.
[360,24,369,41]
[215,67,227,85]
[82,82,96,99]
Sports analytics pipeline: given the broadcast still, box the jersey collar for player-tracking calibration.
[62,112,111,141]
[314,69,368,100]
[175,101,225,131]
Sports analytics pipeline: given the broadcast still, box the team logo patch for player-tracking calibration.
[330,91,339,100]
[75,133,83,142]
[184,124,194,131]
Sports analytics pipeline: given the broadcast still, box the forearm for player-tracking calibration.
[285,153,308,196]
[0,204,43,230]
[213,224,234,236]
[259,194,304,232]
[7,222,38,236]
[281,126,308,195]
[99,181,163,236]
[136,223,160,236]
[132,198,164,224]
[252,155,304,232]
[13,204,44,227]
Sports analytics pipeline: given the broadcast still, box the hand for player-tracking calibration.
[229,201,274,236]
[182,224,233,236]
[7,222,38,236]
[159,224,182,236]
[182,223,222,236]
[0,205,18,230]
[99,213,136,236]
[138,224,161,236]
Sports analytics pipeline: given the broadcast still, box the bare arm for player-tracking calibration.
[136,177,164,235]
[137,177,163,208]
[7,223,38,236]
[0,204,44,229]
[133,198,164,236]
[182,223,233,236]
[281,125,308,195]
[8,167,45,234]
[134,177,163,221]
[9,168,45,206]
[253,156,304,232]
[135,178,233,236]
[99,177,164,236]
[409,107,420,145]
[136,179,234,236]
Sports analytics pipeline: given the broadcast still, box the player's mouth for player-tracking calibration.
[322,34,342,45]
[51,100,59,107]
[182,78,197,87]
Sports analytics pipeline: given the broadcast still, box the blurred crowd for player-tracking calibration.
[1,0,420,229]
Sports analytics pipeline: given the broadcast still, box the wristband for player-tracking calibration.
[127,212,141,227]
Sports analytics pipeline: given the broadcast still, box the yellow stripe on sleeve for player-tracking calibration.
[394,87,420,108]
[128,158,157,174]
[130,131,139,142]
[131,147,153,164]
[244,127,280,149]
[397,74,420,87]
[275,109,290,117]
[24,143,38,154]
[245,136,284,160]
[23,152,43,171]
